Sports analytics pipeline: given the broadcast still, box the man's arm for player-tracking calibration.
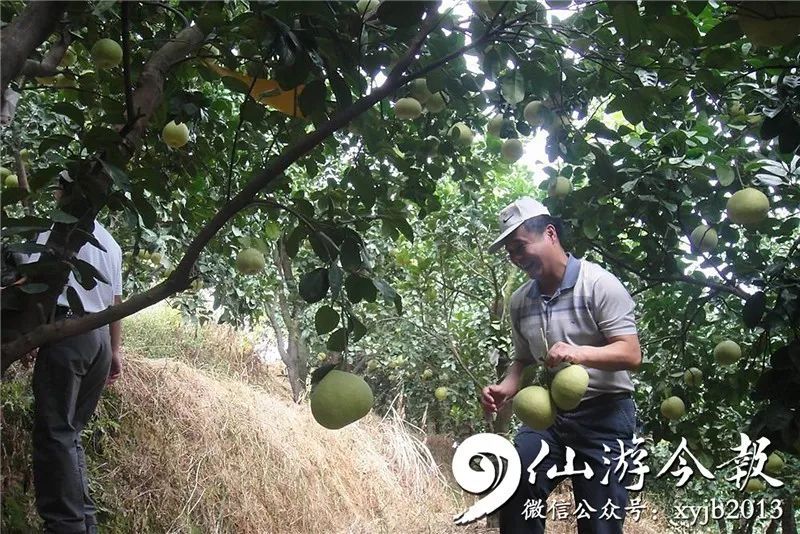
[546,334,642,371]
[107,294,122,383]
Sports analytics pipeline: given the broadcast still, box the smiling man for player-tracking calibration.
[480,196,642,534]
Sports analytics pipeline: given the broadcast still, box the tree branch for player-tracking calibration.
[121,1,135,126]
[0,1,67,93]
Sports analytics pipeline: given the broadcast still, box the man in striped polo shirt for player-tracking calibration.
[480,196,642,534]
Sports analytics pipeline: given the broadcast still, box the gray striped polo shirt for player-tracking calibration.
[510,254,637,399]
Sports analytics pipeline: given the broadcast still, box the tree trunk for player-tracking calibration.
[0,1,67,94]
[782,497,797,534]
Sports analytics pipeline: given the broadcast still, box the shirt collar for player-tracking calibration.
[527,253,580,300]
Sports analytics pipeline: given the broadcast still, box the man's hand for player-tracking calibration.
[545,341,585,368]
[480,383,516,414]
[107,350,122,384]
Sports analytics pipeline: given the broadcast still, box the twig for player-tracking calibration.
[226,75,259,201]
[121,1,135,126]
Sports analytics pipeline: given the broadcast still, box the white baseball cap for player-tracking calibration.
[488,196,550,253]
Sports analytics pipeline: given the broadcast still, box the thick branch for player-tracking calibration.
[591,243,750,300]
[0,2,67,93]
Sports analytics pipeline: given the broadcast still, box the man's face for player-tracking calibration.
[503,225,553,278]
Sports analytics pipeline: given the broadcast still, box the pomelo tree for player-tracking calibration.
[1,3,799,519]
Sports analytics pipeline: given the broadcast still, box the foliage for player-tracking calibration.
[1,0,799,513]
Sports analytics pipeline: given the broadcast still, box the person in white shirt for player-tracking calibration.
[19,175,123,534]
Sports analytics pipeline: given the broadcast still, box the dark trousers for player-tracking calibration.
[33,325,111,534]
[499,395,637,534]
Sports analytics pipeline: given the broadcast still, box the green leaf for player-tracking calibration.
[299,267,329,303]
[329,264,344,299]
[340,238,363,271]
[703,19,743,47]
[376,1,426,27]
[743,291,766,329]
[345,273,377,303]
[65,286,85,316]
[315,305,339,335]
[500,71,525,105]
[619,90,649,125]
[610,2,643,45]
[309,231,337,262]
[326,328,348,352]
[99,160,131,191]
[328,69,353,111]
[74,258,109,285]
[20,283,49,294]
[348,313,367,342]
[221,76,251,94]
[52,102,84,126]
[50,209,79,224]
[715,163,735,186]
[5,242,48,255]
[298,79,327,117]
[240,97,266,124]
[655,15,700,47]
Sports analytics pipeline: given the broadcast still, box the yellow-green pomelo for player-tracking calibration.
[690,225,718,253]
[714,340,741,365]
[394,97,422,120]
[435,386,448,401]
[150,252,163,265]
[683,367,703,387]
[744,478,766,493]
[425,92,446,113]
[366,360,378,371]
[310,370,374,430]
[90,38,123,69]
[550,365,589,410]
[421,368,434,380]
[60,47,77,67]
[0,166,12,178]
[501,139,524,163]
[660,396,685,420]
[53,74,77,89]
[726,188,769,226]
[236,247,266,275]
[162,120,190,148]
[548,176,572,198]
[450,122,474,146]
[513,386,556,430]
[487,115,504,137]
[737,2,800,48]
[4,174,19,188]
[765,452,784,474]
[409,78,432,105]
[523,100,546,126]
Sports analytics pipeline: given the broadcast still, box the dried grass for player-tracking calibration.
[98,357,474,533]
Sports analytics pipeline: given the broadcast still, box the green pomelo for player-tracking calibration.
[425,92,446,113]
[236,247,266,275]
[487,115,504,137]
[435,386,448,401]
[660,396,685,420]
[548,176,572,198]
[90,38,123,69]
[714,340,741,365]
[690,225,718,253]
[683,367,703,387]
[162,121,190,148]
[501,139,524,163]
[409,79,432,104]
[726,188,769,226]
[311,370,374,430]
[550,365,589,410]
[513,386,556,430]
[765,452,784,474]
[394,97,422,120]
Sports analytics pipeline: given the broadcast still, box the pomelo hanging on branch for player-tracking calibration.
[162,120,190,148]
[90,38,123,69]
[513,386,556,429]
[550,364,589,410]
[311,370,374,430]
